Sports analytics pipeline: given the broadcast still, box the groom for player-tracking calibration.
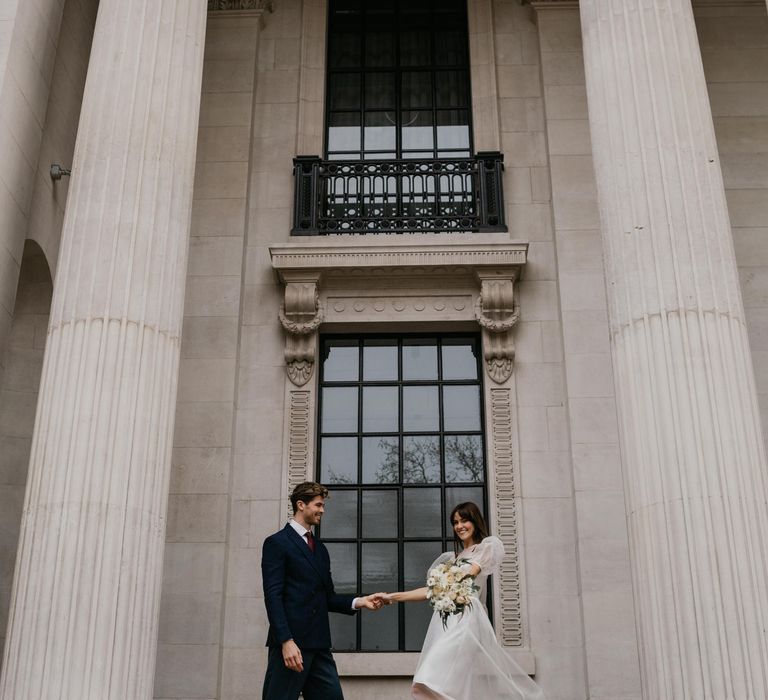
[261,481,384,700]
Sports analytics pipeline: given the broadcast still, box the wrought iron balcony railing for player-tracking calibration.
[291,153,507,235]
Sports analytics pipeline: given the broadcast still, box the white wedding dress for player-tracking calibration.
[411,536,545,700]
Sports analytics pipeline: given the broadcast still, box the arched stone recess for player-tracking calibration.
[0,240,52,667]
[270,235,536,673]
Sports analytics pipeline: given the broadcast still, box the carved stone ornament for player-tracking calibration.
[475,274,520,384]
[278,274,323,386]
[208,0,273,10]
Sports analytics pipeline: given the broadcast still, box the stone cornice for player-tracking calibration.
[208,0,272,11]
[526,0,579,8]
[270,242,528,281]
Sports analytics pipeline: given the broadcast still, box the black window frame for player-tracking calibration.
[316,333,490,652]
[324,0,475,161]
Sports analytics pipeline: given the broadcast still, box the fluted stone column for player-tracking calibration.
[580,1,768,698]
[0,2,207,698]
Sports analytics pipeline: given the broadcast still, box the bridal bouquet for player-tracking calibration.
[426,560,479,628]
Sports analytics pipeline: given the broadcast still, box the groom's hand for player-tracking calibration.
[282,639,303,673]
[355,593,386,610]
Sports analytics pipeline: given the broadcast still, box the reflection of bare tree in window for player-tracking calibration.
[326,468,354,484]
[372,435,483,484]
[444,435,483,482]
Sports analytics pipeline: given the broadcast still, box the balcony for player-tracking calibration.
[291,152,507,236]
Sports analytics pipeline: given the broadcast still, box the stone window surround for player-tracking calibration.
[271,234,535,676]
[272,0,528,678]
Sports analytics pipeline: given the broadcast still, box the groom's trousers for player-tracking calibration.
[262,646,344,700]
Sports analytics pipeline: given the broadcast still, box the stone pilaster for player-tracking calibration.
[0,2,207,698]
[580,1,768,698]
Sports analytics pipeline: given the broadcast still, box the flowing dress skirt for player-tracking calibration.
[411,603,544,700]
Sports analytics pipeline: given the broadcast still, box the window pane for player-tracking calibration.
[322,387,358,433]
[400,27,430,66]
[329,31,361,68]
[446,486,484,515]
[321,437,358,484]
[361,544,399,646]
[401,73,432,109]
[365,30,395,67]
[330,614,357,651]
[326,542,357,592]
[364,112,396,151]
[362,489,398,538]
[435,71,469,108]
[445,435,484,483]
[404,487,441,537]
[436,110,470,150]
[362,603,398,651]
[328,112,361,153]
[403,435,440,483]
[363,436,399,483]
[435,29,467,66]
[441,338,478,380]
[404,541,444,650]
[443,385,481,431]
[329,73,361,110]
[363,386,398,432]
[363,340,398,380]
[321,490,358,537]
[403,339,438,380]
[402,111,434,151]
[403,386,439,432]
[365,72,395,109]
[324,340,359,381]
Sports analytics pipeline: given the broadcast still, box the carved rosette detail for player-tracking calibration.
[278,276,323,386]
[475,275,520,384]
[490,388,523,646]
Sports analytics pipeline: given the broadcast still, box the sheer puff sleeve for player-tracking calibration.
[426,551,455,576]
[470,536,505,574]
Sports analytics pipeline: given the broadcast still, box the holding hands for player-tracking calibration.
[355,592,389,610]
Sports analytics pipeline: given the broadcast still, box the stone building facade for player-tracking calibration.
[0,0,767,699]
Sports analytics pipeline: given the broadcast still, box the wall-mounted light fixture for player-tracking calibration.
[50,164,71,181]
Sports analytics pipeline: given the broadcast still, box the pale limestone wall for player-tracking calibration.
[0,0,67,385]
[153,12,260,700]
[26,0,98,275]
[217,1,301,696]
[696,3,768,448]
[0,0,96,674]
[494,3,593,699]
[0,240,50,665]
[535,7,642,700]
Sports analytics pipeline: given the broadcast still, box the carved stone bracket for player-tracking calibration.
[278,272,323,386]
[475,271,520,384]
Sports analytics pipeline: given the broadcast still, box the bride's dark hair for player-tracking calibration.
[450,502,489,554]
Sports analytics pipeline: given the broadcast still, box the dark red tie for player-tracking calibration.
[306,531,316,553]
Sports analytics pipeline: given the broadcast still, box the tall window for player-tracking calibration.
[317,335,488,652]
[326,0,473,161]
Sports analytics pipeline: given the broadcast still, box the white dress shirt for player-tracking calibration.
[290,519,359,610]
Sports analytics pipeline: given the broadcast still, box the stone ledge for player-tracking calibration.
[270,239,528,281]
[335,649,536,677]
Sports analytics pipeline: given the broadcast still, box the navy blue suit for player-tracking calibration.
[261,523,356,700]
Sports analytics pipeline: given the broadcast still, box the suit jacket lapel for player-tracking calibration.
[284,524,325,579]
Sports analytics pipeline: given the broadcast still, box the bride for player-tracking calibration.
[383,502,545,700]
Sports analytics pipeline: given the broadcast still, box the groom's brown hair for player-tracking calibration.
[290,481,329,513]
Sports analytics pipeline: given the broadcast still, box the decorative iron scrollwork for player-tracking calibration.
[291,153,506,235]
